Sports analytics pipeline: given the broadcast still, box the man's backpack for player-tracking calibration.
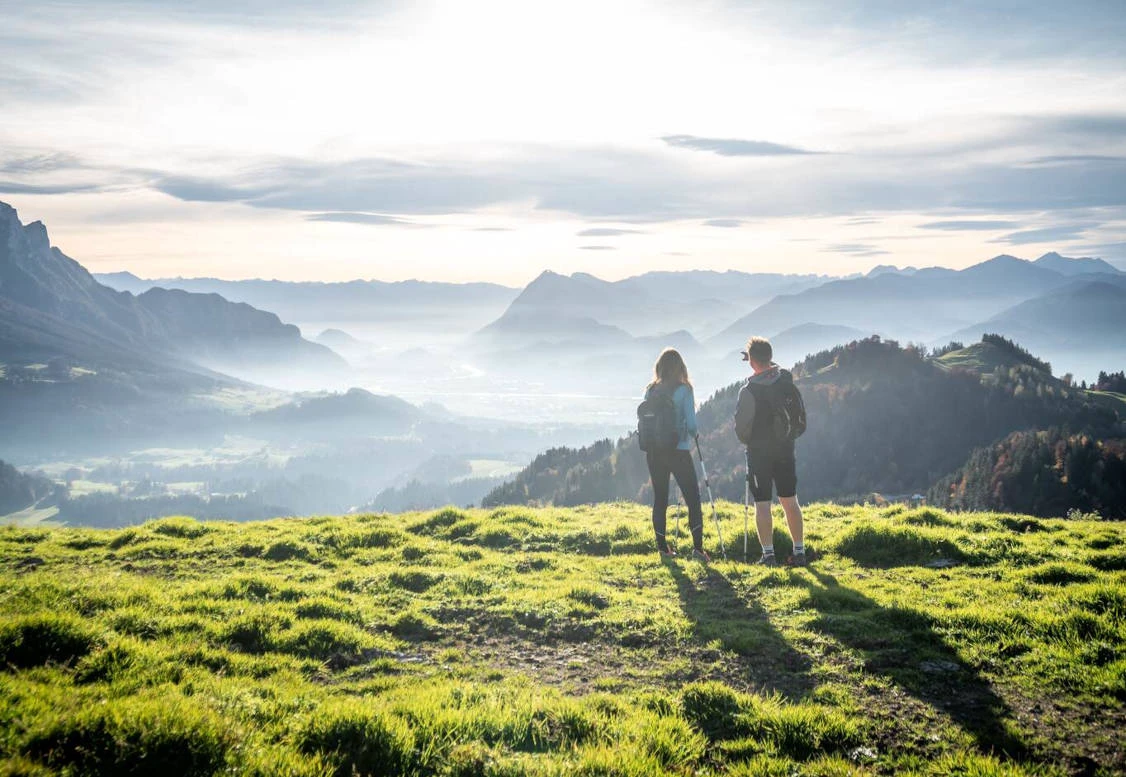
[637,384,679,452]
[753,381,807,443]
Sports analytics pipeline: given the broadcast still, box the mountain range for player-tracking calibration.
[467,251,1122,395]
[711,254,1095,347]
[1,203,342,383]
[95,271,520,337]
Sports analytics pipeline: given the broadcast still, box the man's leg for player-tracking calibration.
[755,500,774,549]
[779,496,804,547]
[748,448,775,561]
[776,449,804,559]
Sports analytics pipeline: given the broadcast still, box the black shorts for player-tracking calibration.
[746,446,797,502]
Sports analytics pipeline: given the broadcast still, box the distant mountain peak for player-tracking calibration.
[982,254,1025,265]
[1033,251,1120,275]
[866,264,917,278]
[531,269,565,282]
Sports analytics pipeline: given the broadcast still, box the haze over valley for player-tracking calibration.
[2,199,1124,526]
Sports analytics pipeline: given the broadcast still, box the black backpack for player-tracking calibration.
[637,384,679,452]
[754,381,807,442]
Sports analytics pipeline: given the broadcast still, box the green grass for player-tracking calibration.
[0,503,1123,775]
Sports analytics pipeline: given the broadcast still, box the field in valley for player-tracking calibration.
[0,503,1123,776]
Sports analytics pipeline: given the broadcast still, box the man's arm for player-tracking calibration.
[734,386,755,444]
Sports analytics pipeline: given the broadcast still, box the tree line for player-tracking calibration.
[483,337,1124,517]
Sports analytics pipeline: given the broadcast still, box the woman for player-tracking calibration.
[644,348,708,561]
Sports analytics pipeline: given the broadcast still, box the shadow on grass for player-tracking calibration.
[665,562,813,701]
[799,569,1027,759]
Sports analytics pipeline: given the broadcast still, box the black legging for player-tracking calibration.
[647,449,704,552]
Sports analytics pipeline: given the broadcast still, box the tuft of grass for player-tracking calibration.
[635,713,707,768]
[262,540,316,562]
[147,516,210,539]
[24,695,231,777]
[1022,563,1097,585]
[389,611,440,641]
[221,613,282,654]
[0,614,101,668]
[294,597,360,625]
[277,619,373,659]
[410,507,469,535]
[680,681,747,740]
[1088,550,1126,571]
[833,524,967,568]
[388,570,443,593]
[298,702,416,777]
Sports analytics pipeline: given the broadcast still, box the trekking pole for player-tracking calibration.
[693,435,727,561]
[743,476,750,562]
[674,482,682,548]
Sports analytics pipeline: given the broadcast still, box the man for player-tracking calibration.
[733,336,807,566]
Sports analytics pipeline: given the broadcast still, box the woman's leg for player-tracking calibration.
[647,452,672,552]
[670,450,705,551]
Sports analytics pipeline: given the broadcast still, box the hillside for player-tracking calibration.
[0,505,1122,776]
[250,387,421,437]
[485,337,1123,511]
[0,202,343,384]
[946,280,1126,380]
[929,428,1126,518]
[0,460,57,515]
[935,336,1053,375]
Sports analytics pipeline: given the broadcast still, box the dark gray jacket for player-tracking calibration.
[734,364,791,445]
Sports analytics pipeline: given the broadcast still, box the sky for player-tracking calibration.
[1,0,1125,285]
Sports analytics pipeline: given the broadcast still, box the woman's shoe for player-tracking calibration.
[691,548,711,563]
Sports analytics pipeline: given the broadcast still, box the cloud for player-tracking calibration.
[919,219,1021,231]
[306,212,419,226]
[29,122,1114,227]
[1028,155,1126,165]
[662,134,817,157]
[1036,113,1126,138]
[0,180,104,195]
[153,175,267,203]
[0,153,84,175]
[991,225,1093,245]
[731,1,1126,66]
[822,243,890,257]
[14,0,387,30]
[1069,241,1126,261]
[472,226,512,232]
[579,245,616,251]
[576,227,642,237]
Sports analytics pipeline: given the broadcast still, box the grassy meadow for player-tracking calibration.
[0,503,1123,776]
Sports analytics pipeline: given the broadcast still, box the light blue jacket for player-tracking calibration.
[671,383,698,450]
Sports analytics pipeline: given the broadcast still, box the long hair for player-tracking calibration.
[649,347,691,390]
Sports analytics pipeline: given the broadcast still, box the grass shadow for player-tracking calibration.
[665,561,813,701]
[800,569,1027,759]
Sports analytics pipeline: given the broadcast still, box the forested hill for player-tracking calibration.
[929,429,1126,518]
[483,336,1124,514]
